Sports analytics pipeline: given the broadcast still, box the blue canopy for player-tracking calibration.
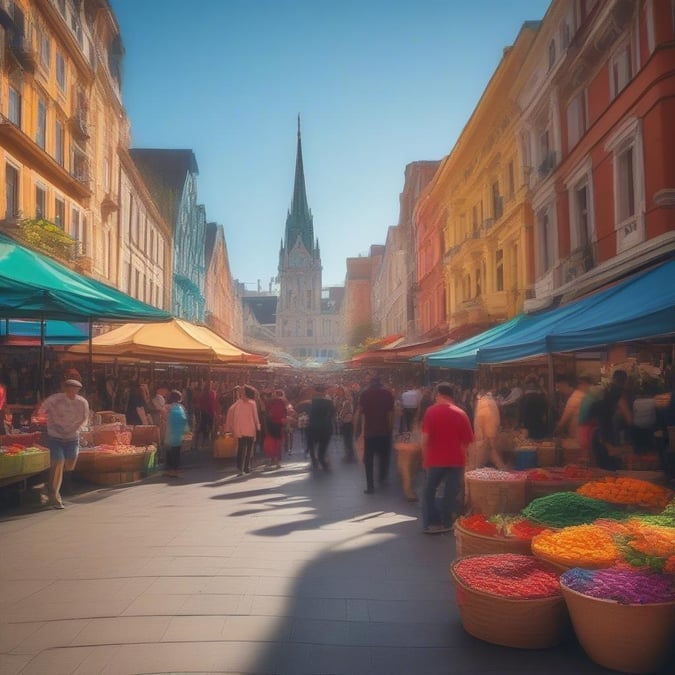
[0,319,88,345]
[419,259,675,369]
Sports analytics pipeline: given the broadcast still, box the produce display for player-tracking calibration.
[465,468,524,481]
[526,466,596,482]
[522,492,627,528]
[452,553,561,599]
[561,568,675,605]
[0,443,50,478]
[457,514,549,540]
[577,476,673,510]
[532,525,620,568]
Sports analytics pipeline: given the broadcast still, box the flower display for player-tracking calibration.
[561,567,675,604]
[453,554,561,599]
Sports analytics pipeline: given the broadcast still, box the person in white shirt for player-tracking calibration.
[38,378,90,509]
[400,386,421,432]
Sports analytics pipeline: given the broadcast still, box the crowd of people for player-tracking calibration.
[9,362,674,524]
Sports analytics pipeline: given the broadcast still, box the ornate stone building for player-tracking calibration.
[274,119,342,361]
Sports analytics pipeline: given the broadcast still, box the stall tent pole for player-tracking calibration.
[547,353,555,435]
[88,319,94,387]
[39,317,46,400]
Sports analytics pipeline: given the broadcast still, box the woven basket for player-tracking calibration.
[450,560,569,649]
[561,584,675,674]
[454,522,532,557]
[131,425,160,446]
[466,477,527,516]
[536,441,558,467]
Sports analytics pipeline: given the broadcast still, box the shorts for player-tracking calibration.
[47,437,80,462]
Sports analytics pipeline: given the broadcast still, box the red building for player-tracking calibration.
[519,0,675,310]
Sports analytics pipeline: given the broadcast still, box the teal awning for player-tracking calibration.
[418,259,675,369]
[1,319,88,345]
[0,234,172,322]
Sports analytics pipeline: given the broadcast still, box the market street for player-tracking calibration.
[0,441,639,675]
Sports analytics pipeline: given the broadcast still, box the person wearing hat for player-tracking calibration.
[38,378,89,509]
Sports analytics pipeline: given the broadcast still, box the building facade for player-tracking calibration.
[438,22,539,332]
[518,0,675,311]
[371,225,406,338]
[275,119,342,361]
[129,148,206,323]
[205,221,243,344]
[1,0,97,272]
[343,245,384,348]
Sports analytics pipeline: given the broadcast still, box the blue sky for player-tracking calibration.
[111,0,551,289]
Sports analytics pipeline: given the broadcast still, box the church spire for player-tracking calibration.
[284,115,314,253]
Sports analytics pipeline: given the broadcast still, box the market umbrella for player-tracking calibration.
[0,234,172,322]
[68,318,267,365]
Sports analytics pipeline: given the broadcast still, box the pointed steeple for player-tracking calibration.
[284,115,314,253]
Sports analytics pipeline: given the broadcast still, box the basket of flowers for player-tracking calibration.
[450,554,569,649]
[560,567,675,674]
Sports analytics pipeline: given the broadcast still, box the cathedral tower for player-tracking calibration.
[275,118,324,358]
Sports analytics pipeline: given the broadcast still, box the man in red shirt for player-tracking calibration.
[355,376,394,494]
[421,382,474,533]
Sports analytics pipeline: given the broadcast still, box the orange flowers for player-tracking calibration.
[532,525,619,568]
[577,477,673,510]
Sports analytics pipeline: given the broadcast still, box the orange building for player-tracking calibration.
[343,245,384,348]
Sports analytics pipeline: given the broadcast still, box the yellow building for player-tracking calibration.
[423,22,540,332]
[0,0,173,308]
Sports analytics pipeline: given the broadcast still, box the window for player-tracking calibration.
[611,43,632,98]
[103,229,111,278]
[536,205,557,275]
[71,208,82,250]
[8,86,21,126]
[38,26,50,71]
[35,185,46,219]
[307,319,313,337]
[56,52,66,92]
[475,268,481,297]
[54,197,65,228]
[54,119,64,166]
[5,164,19,219]
[492,181,503,219]
[508,161,515,197]
[306,289,311,309]
[36,99,47,149]
[567,90,588,149]
[496,249,504,292]
[548,40,556,70]
[575,184,590,247]
[472,204,479,234]
[617,146,636,221]
[561,21,571,49]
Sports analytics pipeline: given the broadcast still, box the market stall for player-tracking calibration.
[451,476,675,673]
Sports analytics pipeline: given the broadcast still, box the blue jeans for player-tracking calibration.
[422,466,463,528]
[47,437,79,462]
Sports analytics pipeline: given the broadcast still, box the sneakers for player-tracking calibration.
[52,499,65,510]
[423,524,451,534]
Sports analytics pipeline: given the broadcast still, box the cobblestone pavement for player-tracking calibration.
[0,439,655,674]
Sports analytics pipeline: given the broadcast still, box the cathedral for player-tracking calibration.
[274,118,343,361]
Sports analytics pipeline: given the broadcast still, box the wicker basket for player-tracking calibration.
[454,522,532,557]
[561,584,675,674]
[131,425,160,446]
[537,441,558,467]
[450,559,569,649]
[466,476,527,516]
[21,451,50,474]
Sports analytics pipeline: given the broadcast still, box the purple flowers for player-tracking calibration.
[562,568,675,605]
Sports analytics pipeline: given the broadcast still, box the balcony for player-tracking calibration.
[101,192,119,217]
[563,245,596,283]
[10,35,37,72]
[538,151,557,179]
[3,218,78,264]
[68,110,89,141]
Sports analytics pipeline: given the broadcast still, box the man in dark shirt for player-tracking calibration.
[307,385,335,470]
[356,376,394,494]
